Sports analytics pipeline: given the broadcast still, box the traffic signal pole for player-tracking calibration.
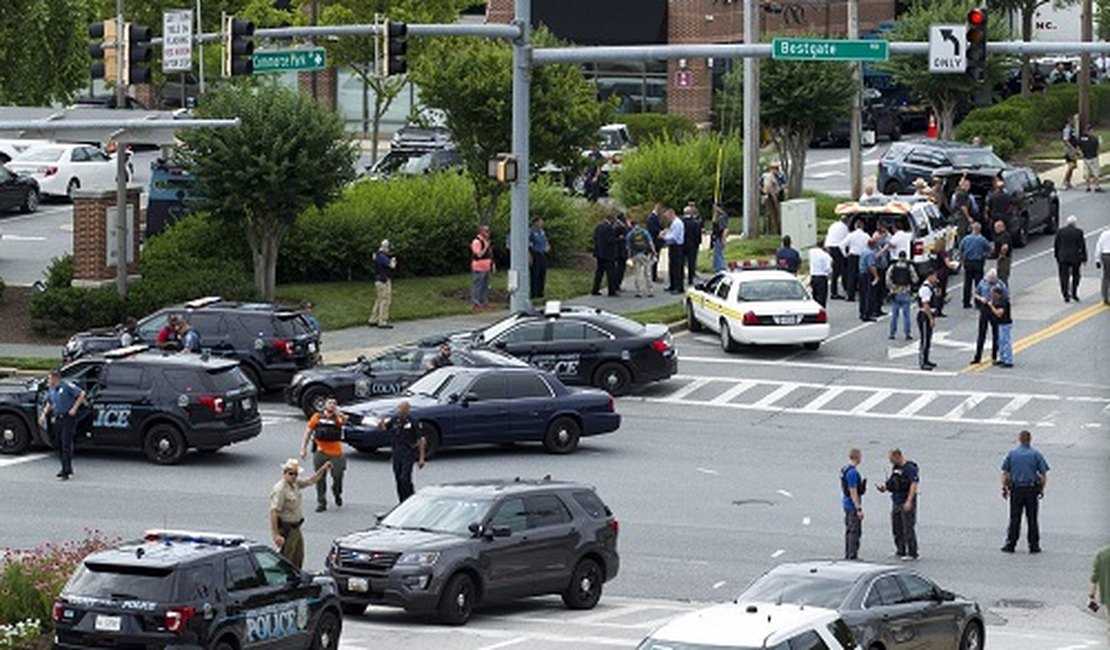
[742,0,760,240]
[115,0,129,298]
[848,0,862,201]
[509,0,532,313]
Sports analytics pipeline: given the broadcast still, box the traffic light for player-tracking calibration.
[123,23,153,85]
[89,20,118,82]
[222,15,255,76]
[382,20,408,76]
[487,154,518,183]
[966,7,988,82]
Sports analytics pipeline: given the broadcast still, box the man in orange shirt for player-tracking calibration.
[300,396,347,513]
[470,225,494,311]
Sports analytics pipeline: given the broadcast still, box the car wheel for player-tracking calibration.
[803,341,821,351]
[562,558,604,610]
[143,424,187,465]
[340,602,366,616]
[241,365,264,393]
[592,362,632,396]
[1015,217,1029,248]
[20,188,39,214]
[437,573,476,626]
[309,611,341,650]
[543,416,581,454]
[66,178,79,202]
[720,320,738,353]
[959,621,984,650]
[686,301,703,333]
[301,385,329,417]
[0,414,32,455]
[883,180,901,195]
[212,638,236,650]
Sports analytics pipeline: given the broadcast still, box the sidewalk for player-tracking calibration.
[1036,151,1110,187]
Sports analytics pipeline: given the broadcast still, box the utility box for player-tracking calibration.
[780,198,817,248]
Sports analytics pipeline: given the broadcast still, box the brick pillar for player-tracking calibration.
[666,1,714,125]
[131,83,158,109]
[298,68,338,109]
[485,0,513,23]
[71,188,142,286]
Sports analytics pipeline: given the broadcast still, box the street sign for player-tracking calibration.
[771,38,889,62]
[929,24,967,73]
[674,68,693,88]
[252,48,327,74]
[162,9,193,72]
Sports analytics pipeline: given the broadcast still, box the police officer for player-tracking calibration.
[300,397,347,513]
[39,370,86,480]
[379,400,426,503]
[270,458,331,568]
[1001,430,1050,554]
[177,319,201,354]
[959,222,993,309]
[876,448,920,560]
[426,343,453,371]
[529,216,550,299]
[917,269,938,370]
[841,448,865,560]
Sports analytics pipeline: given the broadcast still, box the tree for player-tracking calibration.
[179,83,356,299]
[0,0,99,105]
[880,0,1008,140]
[413,29,612,225]
[992,0,1078,96]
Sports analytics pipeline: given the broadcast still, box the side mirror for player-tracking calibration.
[468,522,483,538]
[375,512,388,524]
[447,392,460,404]
[694,282,705,291]
[462,391,479,404]
[1042,179,1055,190]
[938,589,956,602]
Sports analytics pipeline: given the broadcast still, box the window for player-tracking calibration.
[499,323,547,344]
[864,575,905,608]
[187,312,225,335]
[63,362,102,384]
[715,278,732,300]
[525,494,572,528]
[70,148,90,162]
[826,619,856,648]
[906,151,938,167]
[138,313,170,340]
[787,630,830,650]
[488,497,528,533]
[177,564,216,600]
[702,274,723,294]
[897,573,936,604]
[506,373,552,399]
[572,491,610,519]
[0,167,12,182]
[467,374,507,401]
[370,349,424,373]
[737,280,808,302]
[224,553,264,591]
[88,148,111,163]
[163,368,204,393]
[550,321,587,341]
[104,365,146,390]
[253,548,300,587]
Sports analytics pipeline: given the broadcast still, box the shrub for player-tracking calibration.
[29,285,125,337]
[954,119,1029,159]
[620,113,698,144]
[610,134,744,216]
[492,179,591,268]
[43,254,73,290]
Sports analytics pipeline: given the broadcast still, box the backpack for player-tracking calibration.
[840,465,867,497]
[314,416,343,442]
[891,263,912,287]
[629,228,651,255]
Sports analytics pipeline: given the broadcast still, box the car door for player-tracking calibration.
[85,147,116,186]
[187,312,231,356]
[506,372,557,440]
[710,276,734,332]
[897,573,959,649]
[250,546,316,649]
[452,372,512,443]
[88,364,149,449]
[366,349,424,395]
[1022,171,1049,226]
[520,493,580,594]
[542,320,612,383]
[0,166,21,210]
[861,574,925,649]
[222,551,289,650]
[59,361,103,443]
[691,273,723,325]
[480,496,532,600]
[492,322,550,364]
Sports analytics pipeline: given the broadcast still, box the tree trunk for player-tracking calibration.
[934,98,957,141]
[784,130,810,199]
[246,219,288,301]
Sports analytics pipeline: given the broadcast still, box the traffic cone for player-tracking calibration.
[926,114,938,139]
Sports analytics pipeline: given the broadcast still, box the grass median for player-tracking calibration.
[0,356,57,372]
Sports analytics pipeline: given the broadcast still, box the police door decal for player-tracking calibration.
[244,600,310,644]
[92,403,132,430]
[528,353,581,377]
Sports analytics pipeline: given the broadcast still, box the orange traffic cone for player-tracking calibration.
[926,114,938,139]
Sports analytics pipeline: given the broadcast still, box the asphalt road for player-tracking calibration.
[803,140,894,197]
[0,189,1106,649]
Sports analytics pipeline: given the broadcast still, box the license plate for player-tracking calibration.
[774,315,800,325]
[308,342,317,353]
[348,577,369,593]
[95,615,121,632]
[241,398,253,410]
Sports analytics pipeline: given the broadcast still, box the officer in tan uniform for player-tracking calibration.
[270,458,331,568]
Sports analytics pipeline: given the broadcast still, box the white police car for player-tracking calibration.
[639,601,856,649]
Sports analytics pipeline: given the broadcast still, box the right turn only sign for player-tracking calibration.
[929,24,967,73]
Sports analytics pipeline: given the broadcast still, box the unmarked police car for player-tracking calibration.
[53,529,342,650]
[0,346,261,464]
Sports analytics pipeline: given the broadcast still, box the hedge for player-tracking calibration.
[619,113,698,144]
[610,134,744,217]
[953,119,1029,159]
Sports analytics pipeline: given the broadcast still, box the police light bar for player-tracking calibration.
[543,300,562,317]
[103,344,151,358]
[728,259,775,271]
[144,529,246,546]
[184,296,222,309]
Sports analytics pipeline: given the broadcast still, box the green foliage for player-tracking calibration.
[30,286,124,337]
[492,180,591,268]
[611,135,744,216]
[953,120,1025,159]
[43,254,74,290]
[0,0,98,105]
[620,114,698,144]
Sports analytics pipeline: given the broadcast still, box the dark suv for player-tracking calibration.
[53,529,343,650]
[327,478,620,625]
[933,165,1059,247]
[63,296,320,391]
[0,347,261,464]
[877,141,1005,195]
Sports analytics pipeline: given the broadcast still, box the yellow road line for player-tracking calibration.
[964,302,1109,373]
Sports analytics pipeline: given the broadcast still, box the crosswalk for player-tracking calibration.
[637,375,1109,427]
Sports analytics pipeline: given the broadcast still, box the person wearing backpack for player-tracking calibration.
[841,448,866,560]
[877,448,920,560]
[300,396,348,513]
[886,251,919,341]
[626,217,657,298]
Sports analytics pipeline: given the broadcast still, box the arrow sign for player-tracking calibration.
[940,28,961,56]
[252,47,328,74]
[929,24,967,73]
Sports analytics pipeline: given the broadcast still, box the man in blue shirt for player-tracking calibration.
[299,301,321,334]
[841,448,865,560]
[369,239,396,329]
[877,449,920,560]
[662,208,686,294]
[858,239,880,321]
[775,235,801,274]
[971,269,1008,365]
[528,216,550,300]
[39,370,86,480]
[177,320,201,354]
[1001,430,1050,553]
[959,222,993,308]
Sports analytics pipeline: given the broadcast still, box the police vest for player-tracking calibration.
[314,416,343,441]
[885,461,918,494]
[629,229,651,255]
[840,465,867,497]
[890,263,912,288]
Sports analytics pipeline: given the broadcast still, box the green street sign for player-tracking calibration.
[252,48,328,74]
[772,38,889,62]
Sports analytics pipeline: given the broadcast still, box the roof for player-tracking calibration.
[85,531,252,568]
[767,560,897,582]
[85,350,239,371]
[422,477,591,497]
[646,601,841,647]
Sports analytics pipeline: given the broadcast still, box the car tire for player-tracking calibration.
[686,301,703,333]
[592,362,632,396]
[883,180,901,195]
[561,558,603,610]
[0,413,32,455]
[212,638,236,650]
[20,188,39,214]
[437,573,477,626]
[143,423,187,465]
[66,178,79,202]
[309,611,341,650]
[959,621,984,650]
[720,320,739,353]
[241,365,264,393]
[1015,217,1029,248]
[301,385,329,418]
[543,416,581,454]
[803,341,821,351]
[340,602,366,616]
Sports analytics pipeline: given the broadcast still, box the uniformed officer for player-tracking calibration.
[1000,430,1049,554]
[876,448,920,560]
[916,269,938,370]
[300,397,347,513]
[270,457,331,568]
[39,370,86,481]
[379,400,426,503]
[841,448,865,560]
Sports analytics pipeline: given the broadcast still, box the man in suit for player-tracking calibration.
[591,213,619,297]
[1053,214,1088,303]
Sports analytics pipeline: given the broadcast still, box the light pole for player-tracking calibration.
[742,0,761,239]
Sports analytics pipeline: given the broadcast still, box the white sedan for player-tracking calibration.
[6,144,121,199]
[686,269,830,352]
[639,601,854,649]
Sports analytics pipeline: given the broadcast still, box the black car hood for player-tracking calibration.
[335,526,466,552]
[343,393,441,417]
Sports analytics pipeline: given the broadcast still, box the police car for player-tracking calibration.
[686,269,830,352]
[53,529,342,650]
[0,346,261,464]
[835,197,957,276]
[638,601,856,649]
[436,302,677,396]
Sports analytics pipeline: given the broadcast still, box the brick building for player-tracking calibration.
[486,0,895,125]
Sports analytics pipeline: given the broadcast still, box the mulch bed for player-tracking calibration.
[0,286,65,345]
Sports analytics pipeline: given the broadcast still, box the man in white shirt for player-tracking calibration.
[824,217,850,300]
[809,241,834,307]
[841,221,871,302]
[661,208,686,294]
[890,222,914,260]
[1097,228,1110,305]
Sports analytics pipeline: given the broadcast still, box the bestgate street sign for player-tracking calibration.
[252,48,327,74]
[771,38,890,62]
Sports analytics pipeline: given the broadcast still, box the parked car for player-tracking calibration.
[877,141,1005,195]
[933,165,1060,247]
[834,197,957,276]
[737,561,985,650]
[0,164,40,213]
[6,143,122,199]
[0,138,52,164]
[327,478,620,625]
[69,94,148,110]
[639,602,857,650]
[814,88,903,146]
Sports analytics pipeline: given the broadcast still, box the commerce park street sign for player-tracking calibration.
[772,37,890,62]
[252,47,328,74]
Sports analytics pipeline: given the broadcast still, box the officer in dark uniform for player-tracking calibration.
[681,202,703,285]
[379,400,426,503]
[916,269,938,370]
[40,370,86,480]
[876,448,920,560]
[1001,430,1050,553]
[646,204,663,282]
[591,213,619,296]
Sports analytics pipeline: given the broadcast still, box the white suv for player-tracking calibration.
[639,601,856,650]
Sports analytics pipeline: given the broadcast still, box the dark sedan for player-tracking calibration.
[286,345,529,417]
[0,164,39,213]
[342,366,620,455]
[738,561,984,650]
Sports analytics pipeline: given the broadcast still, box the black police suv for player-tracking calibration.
[328,478,620,625]
[54,529,343,650]
[286,345,528,417]
[0,347,261,464]
[877,141,1005,196]
[434,302,678,396]
[63,296,320,391]
[933,165,1060,247]
[0,164,39,213]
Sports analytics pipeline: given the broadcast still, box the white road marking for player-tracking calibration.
[995,395,1033,420]
[850,390,893,414]
[665,378,711,401]
[943,394,987,420]
[0,234,46,241]
[0,453,50,468]
[824,319,878,343]
[712,581,728,589]
[709,380,756,404]
[800,386,847,412]
[802,517,812,526]
[897,392,938,417]
[777,489,793,498]
[750,383,800,408]
[1082,422,1103,428]
[771,549,786,558]
[696,467,720,476]
[680,354,958,377]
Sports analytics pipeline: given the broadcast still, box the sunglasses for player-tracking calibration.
[284,470,297,476]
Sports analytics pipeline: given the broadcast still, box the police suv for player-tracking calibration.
[0,346,261,464]
[53,529,343,650]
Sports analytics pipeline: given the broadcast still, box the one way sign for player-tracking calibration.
[929,24,967,73]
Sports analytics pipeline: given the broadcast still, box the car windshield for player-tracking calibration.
[380,492,493,535]
[947,149,1005,169]
[736,280,809,302]
[65,562,177,601]
[17,147,64,162]
[404,370,470,400]
[740,573,855,609]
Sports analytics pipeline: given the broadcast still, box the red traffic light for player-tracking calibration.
[968,8,986,25]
